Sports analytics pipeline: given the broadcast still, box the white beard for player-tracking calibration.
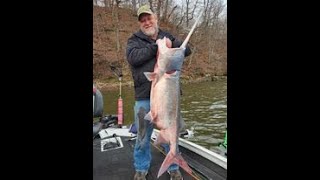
[142,25,158,37]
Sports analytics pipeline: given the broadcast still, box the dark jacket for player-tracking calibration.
[126,29,191,100]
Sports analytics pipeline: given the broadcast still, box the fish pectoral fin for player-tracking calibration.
[143,72,157,81]
[144,112,153,121]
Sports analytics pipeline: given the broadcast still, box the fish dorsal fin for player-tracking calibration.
[144,72,157,81]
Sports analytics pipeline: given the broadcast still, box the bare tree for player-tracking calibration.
[103,0,115,8]
[184,0,199,28]
[185,0,189,27]
[161,0,169,22]
[112,0,122,66]
[156,0,163,25]
[138,0,147,6]
[148,0,154,11]
[93,0,98,6]
[93,0,227,79]
[167,4,177,20]
[132,0,137,12]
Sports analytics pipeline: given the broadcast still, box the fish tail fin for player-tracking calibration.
[157,152,192,178]
[157,152,175,178]
[174,153,193,174]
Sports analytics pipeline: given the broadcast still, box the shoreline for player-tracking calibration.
[94,75,227,91]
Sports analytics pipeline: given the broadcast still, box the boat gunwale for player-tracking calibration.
[152,129,227,170]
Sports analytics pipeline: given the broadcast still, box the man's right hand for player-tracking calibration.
[156,37,172,59]
[165,38,172,48]
[156,37,172,48]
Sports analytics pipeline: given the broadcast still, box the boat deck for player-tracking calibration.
[93,136,226,180]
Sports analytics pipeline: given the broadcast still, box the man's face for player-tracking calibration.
[139,13,158,37]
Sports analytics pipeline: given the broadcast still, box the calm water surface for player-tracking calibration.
[101,78,227,152]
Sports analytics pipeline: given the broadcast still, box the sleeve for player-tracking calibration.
[126,36,158,67]
[167,34,192,57]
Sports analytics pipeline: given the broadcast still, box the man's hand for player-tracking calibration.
[156,37,172,59]
[156,37,172,48]
[165,38,172,48]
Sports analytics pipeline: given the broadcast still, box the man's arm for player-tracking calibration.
[172,38,192,57]
[126,37,158,67]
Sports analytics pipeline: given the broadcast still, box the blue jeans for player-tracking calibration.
[133,100,178,173]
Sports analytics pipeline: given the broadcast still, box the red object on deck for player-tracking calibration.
[117,98,123,127]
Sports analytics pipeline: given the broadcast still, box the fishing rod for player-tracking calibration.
[110,65,124,128]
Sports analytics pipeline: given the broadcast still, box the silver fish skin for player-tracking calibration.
[144,37,192,178]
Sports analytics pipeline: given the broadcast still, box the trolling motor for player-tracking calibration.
[92,65,123,138]
[93,84,119,138]
[93,84,104,118]
[110,65,124,128]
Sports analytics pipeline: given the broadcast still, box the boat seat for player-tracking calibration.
[93,85,103,118]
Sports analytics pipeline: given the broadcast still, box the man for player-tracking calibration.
[126,5,191,180]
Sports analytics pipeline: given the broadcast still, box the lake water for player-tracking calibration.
[101,78,227,152]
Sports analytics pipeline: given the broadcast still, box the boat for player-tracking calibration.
[93,83,227,179]
[93,118,227,180]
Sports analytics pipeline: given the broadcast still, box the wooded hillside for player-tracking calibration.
[93,0,227,84]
